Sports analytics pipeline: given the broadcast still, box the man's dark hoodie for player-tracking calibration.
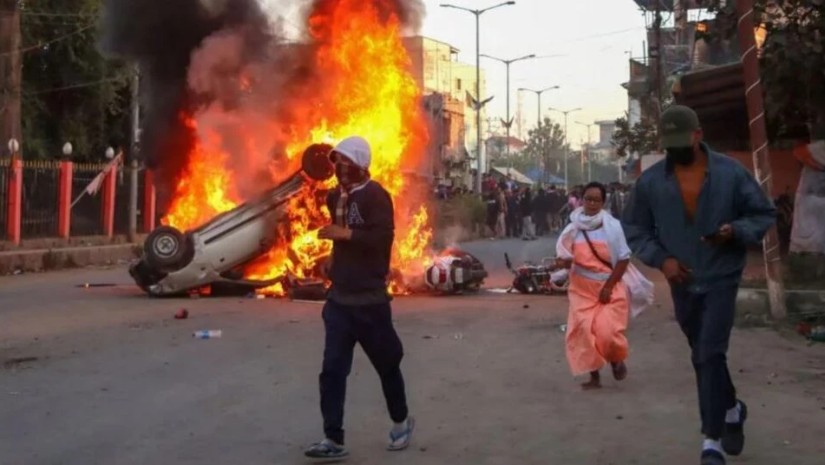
[325,180,394,305]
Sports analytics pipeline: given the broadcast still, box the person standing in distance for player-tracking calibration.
[305,136,414,460]
[621,105,776,465]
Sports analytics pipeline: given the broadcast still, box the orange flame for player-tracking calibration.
[162,117,239,231]
[162,0,431,295]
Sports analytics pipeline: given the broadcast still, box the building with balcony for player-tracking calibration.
[403,36,487,188]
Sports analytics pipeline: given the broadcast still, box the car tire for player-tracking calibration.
[302,143,335,181]
[144,226,190,272]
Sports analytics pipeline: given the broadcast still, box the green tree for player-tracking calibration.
[706,0,825,138]
[20,0,132,160]
[521,117,567,180]
[611,114,658,158]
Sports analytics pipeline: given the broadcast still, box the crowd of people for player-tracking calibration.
[477,173,633,240]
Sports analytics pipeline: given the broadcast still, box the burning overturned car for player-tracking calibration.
[122,0,492,298]
[130,142,490,298]
[129,144,335,296]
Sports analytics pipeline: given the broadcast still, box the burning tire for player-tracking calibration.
[144,226,191,272]
[302,143,335,181]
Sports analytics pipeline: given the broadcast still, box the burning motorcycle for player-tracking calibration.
[504,253,569,295]
[421,248,489,295]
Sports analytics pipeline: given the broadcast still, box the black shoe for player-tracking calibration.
[722,400,747,456]
[700,449,726,465]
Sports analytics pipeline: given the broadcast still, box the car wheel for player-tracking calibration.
[144,226,190,272]
[302,143,335,181]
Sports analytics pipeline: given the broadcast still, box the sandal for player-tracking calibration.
[387,416,415,451]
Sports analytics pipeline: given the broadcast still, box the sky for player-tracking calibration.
[265,0,653,149]
[420,0,650,148]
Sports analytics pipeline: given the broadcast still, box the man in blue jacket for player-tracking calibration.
[621,106,776,465]
[304,136,414,461]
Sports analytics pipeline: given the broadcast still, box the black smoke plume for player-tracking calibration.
[99,0,274,203]
[99,0,426,212]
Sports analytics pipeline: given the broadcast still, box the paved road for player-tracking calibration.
[1,237,824,465]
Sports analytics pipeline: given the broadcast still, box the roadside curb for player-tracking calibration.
[0,244,142,275]
[736,287,825,327]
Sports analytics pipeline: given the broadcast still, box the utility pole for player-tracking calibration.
[549,107,582,191]
[441,1,515,193]
[0,0,22,156]
[128,65,141,242]
[735,0,787,319]
[480,53,536,159]
[652,0,664,144]
[674,0,687,45]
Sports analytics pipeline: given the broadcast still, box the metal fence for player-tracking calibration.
[114,167,146,235]
[21,160,60,238]
[0,159,8,241]
[70,163,106,237]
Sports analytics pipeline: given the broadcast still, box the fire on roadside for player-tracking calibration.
[161,0,432,296]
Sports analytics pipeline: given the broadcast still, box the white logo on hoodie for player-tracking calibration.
[347,203,365,225]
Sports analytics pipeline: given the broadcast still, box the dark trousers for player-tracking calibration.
[506,213,520,237]
[671,285,738,439]
[534,212,548,236]
[319,300,408,445]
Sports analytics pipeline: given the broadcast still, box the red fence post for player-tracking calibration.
[143,169,156,232]
[102,165,116,238]
[57,160,72,238]
[6,158,22,245]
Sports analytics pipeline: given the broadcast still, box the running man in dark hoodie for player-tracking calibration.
[305,136,414,460]
[621,106,775,465]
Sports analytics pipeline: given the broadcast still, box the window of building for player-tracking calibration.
[456,79,462,91]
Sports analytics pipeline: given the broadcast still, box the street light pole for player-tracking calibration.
[480,53,535,160]
[441,1,515,194]
[575,121,594,182]
[548,106,582,191]
[518,86,560,128]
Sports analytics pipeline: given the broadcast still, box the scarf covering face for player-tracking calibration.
[556,207,655,318]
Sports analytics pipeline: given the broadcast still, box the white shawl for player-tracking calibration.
[555,207,655,318]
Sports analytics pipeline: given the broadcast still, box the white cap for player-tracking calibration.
[330,136,371,169]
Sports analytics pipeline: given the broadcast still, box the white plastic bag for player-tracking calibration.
[623,265,655,318]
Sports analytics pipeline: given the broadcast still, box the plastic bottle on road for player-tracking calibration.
[193,330,222,339]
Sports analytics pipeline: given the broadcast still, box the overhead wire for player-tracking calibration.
[0,22,97,57]
[23,76,128,96]
[20,11,97,18]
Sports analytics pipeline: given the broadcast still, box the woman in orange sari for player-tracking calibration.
[555,182,651,389]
